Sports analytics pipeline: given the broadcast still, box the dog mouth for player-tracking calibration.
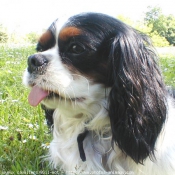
[28,85,85,107]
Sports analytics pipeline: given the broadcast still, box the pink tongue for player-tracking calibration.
[28,86,49,106]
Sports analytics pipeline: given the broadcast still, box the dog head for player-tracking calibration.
[23,13,167,164]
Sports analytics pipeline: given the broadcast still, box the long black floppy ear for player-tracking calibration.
[108,28,167,164]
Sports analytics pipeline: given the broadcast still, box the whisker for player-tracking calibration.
[68,85,77,107]
[63,90,67,105]
[65,90,76,109]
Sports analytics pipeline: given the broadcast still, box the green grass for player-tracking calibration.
[0,45,53,174]
[0,45,174,174]
[159,54,175,87]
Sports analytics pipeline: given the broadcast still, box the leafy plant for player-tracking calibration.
[118,15,169,47]
[25,32,40,44]
[0,25,8,43]
[144,6,175,46]
[150,31,169,47]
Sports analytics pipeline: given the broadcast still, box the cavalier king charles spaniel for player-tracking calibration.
[23,13,175,175]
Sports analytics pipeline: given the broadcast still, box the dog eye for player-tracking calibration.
[68,43,85,54]
[38,48,43,52]
[36,44,43,52]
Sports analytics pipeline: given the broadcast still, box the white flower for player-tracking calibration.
[41,143,50,149]
[29,135,37,140]
[27,124,34,128]
[22,140,27,143]
[0,126,8,130]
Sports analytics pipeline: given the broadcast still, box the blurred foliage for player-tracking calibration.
[118,6,173,47]
[25,32,40,44]
[0,24,8,43]
[118,15,169,47]
[149,31,169,47]
[144,6,175,46]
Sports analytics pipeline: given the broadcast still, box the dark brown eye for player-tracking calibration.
[69,43,85,54]
[36,43,44,52]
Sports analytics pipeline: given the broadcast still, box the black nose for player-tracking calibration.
[27,54,48,73]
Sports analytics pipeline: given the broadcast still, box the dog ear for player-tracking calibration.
[36,20,57,52]
[107,29,167,164]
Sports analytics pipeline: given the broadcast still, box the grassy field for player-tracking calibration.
[0,45,53,175]
[0,44,175,175]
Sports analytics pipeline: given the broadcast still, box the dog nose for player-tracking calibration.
[27,54,48,73]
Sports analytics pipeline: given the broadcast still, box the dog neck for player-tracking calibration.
[51,99,111,165]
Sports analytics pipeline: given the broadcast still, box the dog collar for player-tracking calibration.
[77,130,89,162]
[91,132,112,171]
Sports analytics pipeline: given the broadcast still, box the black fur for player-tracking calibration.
[107,23,167,163]
[41,104,54,128]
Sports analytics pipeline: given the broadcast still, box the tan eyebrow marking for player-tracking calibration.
[59,27,82,41]
[39,30,53,45]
